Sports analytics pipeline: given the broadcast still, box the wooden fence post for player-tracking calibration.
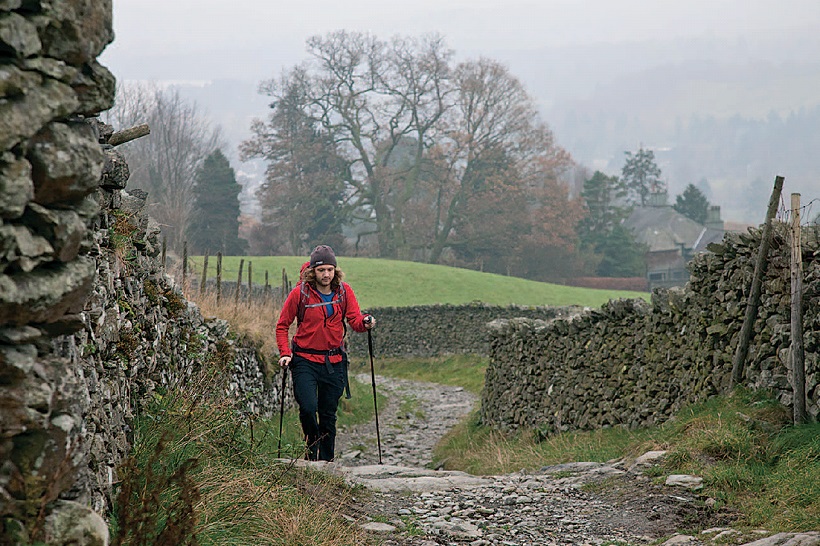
[790,192,807,424]
[247,261,253,306]
[731,175,784,388]
[235,259,244,307]
[200,251,209,296]
[216,252,223,305]
[264,270,270,302]
[182,240,188,290]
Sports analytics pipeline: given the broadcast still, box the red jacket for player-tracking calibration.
[276,281,368,364]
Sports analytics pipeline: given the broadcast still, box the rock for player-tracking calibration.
[42,500,109,546]
[737,532,820,546]
[0,153,34,219]
[360,521,396,533]
[100,147,130,190]
[28,121,104,206]
[665,474,704,490]
[629,450,668,472]
[23,203,87,262]
[661,535,699,545]
[71,61,116,115]
[0,12,42,58]
[0,257,95,325]
[36,0,114,65]
[0,78,79,151]
[0,224,54,272]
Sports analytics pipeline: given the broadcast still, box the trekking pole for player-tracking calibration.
[365,322,383,464]
[277,364,288,458]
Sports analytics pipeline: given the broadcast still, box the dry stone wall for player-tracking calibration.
[0,3,282,544]
[480,227,820,434]
[346,304,583,358]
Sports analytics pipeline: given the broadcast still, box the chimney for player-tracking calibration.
[648,191,668,207]
[705,205,723,231]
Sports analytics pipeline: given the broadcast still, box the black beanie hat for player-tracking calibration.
[309,245,337,268]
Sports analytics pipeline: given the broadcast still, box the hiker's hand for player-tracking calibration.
[364,315,376,329]
[278,355,292,368]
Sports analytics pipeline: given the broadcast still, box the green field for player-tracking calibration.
[188,255,648,309]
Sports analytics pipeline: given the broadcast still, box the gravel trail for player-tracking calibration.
[305,375,818,546]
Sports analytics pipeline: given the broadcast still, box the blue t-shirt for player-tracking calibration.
[319,291,335,317]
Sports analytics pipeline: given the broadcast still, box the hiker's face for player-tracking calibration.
[315,265,335,287]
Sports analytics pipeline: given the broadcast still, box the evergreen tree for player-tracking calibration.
[189,149,247,255]
[241,73,349,255]
[673,183,710,224]
[578,171,628,235]
[577,171,646,277]
[595,223,647,277]
[621,147,664,206]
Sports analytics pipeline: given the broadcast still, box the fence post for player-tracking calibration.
[161,236,167,270]
[235,259,244,307]
[182,240,188,291]
[790,192,807,424]
[264,270,270,302]
[731,175,784,388]
[247,261,253,306]
[216,252,223,305]
[200,251,209,296]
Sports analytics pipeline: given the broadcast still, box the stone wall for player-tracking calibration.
[345,304,583,358]
[480,227,820,433]
[0,3,282,543]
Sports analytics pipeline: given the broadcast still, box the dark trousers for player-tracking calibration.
[290,355,346,461]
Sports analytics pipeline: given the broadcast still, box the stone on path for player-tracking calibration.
[665,474,704,490]
[332,463,493,492]
[360,521,397,533]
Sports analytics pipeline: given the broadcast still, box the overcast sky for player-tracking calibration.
[102,0,820,82]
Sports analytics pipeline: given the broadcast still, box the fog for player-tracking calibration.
[101,0,820,222]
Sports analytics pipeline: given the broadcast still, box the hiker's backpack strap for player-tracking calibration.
[296,281,310,324]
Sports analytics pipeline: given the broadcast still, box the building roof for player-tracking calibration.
[624,206,724,253]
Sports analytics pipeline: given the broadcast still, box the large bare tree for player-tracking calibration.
[245,32,574,266]
[104,83,223,252]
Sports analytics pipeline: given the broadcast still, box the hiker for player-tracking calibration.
[276,244,376,461]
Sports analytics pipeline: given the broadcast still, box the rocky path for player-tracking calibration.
[303,375,819,546]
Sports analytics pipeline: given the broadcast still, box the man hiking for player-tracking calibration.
[276,245,376,461]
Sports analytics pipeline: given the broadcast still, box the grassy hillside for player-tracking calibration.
[188,255,648,309]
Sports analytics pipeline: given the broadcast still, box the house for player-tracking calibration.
[623,192,725,290]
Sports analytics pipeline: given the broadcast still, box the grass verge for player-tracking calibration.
[363,354,489,395]
[110,367,376,546]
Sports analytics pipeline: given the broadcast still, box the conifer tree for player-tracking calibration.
[189,149,247,255]
[577,171,646,277]
[621,147,663,206]
[673,183,710,224]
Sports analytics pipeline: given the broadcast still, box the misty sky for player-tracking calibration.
[102,0,820,82]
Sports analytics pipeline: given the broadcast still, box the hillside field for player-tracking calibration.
[187,255,648,309]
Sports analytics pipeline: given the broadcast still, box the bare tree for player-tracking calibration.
[104,82,224,252]
[245,33,573,265]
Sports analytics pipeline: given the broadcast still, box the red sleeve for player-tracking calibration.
[276,286,300,356]
[343,283,368,333]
